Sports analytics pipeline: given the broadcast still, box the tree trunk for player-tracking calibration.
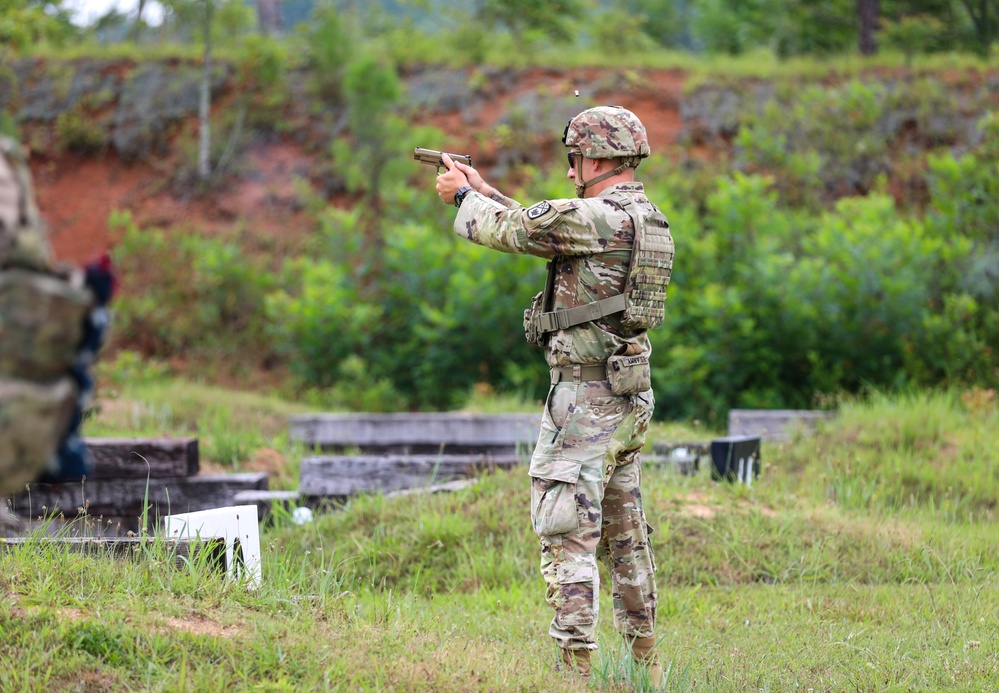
[198,0,213,181]
[130,0,147,41]
[857,0,879,56]
[960,0,997,55]
[256,0,283,37]
[981,0,995,52]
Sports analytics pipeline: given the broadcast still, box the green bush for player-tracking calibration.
[883,14,947,66]
[267,211,546,410]
[109,212,277,371]
[304,4,354,103]
[234,34,292,129]
[265,255,383,388]
[736,79,890,204]
[902,118,999,389]
[690,0,855,57]
[54,109,108,153]
[646,162,997,423]
[101,74,999,421]
[592,4,659,55]
[925,139,999,243]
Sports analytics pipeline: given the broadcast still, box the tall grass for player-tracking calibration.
[3,386,998,690]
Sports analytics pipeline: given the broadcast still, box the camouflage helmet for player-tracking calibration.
[562,106,651,161]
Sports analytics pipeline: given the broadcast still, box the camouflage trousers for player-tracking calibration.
[529,379,657,652]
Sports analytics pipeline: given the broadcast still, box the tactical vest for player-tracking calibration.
[0,138,92,495]
[524,192,673,345]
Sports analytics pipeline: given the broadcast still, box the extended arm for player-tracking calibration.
[435,153,516,208]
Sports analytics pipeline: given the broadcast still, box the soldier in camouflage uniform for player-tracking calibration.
[435,106,673,683]
[0,136,111,511]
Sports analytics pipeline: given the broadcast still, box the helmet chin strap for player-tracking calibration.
[574,158,640,198]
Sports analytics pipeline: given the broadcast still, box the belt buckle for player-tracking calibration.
[556,310,570,330]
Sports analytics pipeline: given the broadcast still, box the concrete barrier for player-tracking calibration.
[290,412,541,455]
[85,437,199,478]
[11,472,269,532]
[727,409,835,441]
[300,453,522,498]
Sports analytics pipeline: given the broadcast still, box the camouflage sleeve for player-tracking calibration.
[454,193,620,259]
[453,191,528,254]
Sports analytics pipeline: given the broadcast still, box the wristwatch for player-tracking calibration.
[454,185,473,208]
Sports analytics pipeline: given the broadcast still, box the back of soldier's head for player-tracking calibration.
[562,106,651,162]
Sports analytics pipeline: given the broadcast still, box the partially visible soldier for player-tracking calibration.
[433,106,674,684]
[0,136,115,523]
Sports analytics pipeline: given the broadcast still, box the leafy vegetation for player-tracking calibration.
[3,2,999,690]
[4,0,999,75]
[95,73,999,423]
[7,0,999,60]
[22,4,969,423]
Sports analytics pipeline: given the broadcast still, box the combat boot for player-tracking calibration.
[559,647,592,681]
[630,636,664,688]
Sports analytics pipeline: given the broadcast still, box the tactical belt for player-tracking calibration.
[550,364,608,385]
[535,294,627,332]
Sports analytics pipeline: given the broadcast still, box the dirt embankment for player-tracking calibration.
[7,62,688,264]
[11,60,997,265]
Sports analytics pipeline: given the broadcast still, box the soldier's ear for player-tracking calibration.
[590,158,613,175]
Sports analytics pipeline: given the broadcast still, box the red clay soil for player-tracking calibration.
[32,152,148,265]
[32,141,319,265]
[32,68,690,265]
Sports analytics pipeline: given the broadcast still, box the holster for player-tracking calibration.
[523,291,545,346]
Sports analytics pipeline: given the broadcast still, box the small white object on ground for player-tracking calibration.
[292,506,314,525]
[163,504,261,588]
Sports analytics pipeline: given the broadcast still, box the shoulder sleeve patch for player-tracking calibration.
[526,200,552,220]
[524,200,561,234]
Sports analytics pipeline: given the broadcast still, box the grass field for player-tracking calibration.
[2,385,998,691]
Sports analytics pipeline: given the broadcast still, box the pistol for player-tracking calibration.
[414,147,472,173]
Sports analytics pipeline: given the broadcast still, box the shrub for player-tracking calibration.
[265,256,382,388]
[882,14,947,66]
[234,34,292,129]
[647,171,978,423]
[267,213,546,411]
[109,212,277,371]
[304,4,353,103]
[736,79,891,204]
[54,109,108,153]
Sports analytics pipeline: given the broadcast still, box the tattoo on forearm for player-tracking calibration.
[489,191,512,206]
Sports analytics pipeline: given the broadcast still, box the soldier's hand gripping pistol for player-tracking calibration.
[413,147,472,173]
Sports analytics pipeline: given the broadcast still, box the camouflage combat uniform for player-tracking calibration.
[0,137,94,497]
[454,181,662,653]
